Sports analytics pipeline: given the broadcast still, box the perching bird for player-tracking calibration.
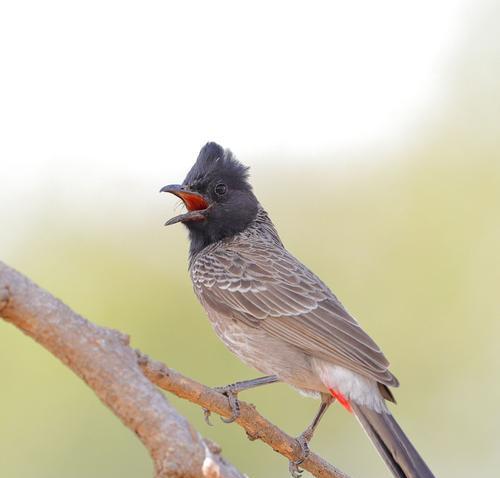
[161,142,435,478]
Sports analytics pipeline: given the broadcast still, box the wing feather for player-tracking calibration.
[192,242,399,386]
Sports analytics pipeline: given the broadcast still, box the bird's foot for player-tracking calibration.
[203,384,241,425]
[217,384,241,423]
[288,432,311,478]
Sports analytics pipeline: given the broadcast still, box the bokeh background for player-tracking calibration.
[1,1,499,477]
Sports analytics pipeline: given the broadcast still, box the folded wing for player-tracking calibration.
[191,241,398,387]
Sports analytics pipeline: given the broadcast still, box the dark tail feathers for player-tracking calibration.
[352,404,435,478]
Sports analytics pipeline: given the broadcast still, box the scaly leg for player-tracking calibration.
[204,375,280,425]
[289,393,334,477]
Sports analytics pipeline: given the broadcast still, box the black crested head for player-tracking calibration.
[184,142,250,188]
[183,142,259,255]
[161,142,259,257]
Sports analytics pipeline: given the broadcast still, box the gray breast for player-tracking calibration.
[199,295,326,395]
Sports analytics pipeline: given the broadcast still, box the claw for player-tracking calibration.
[203,407,213,426]
[201,376,278,426]
[288,434,310,477]
[202,384,241,425]
[216,386,241,423]
[288,459,304,478]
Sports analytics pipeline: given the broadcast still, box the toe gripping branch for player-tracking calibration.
[203,375,279,426]
[204,384,241,425]
[202,376,335,478]
[289,433,311,478]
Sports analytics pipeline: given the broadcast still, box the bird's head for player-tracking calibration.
[161,142,259,254]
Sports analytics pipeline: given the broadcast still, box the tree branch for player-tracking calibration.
[138,353,350,478]
[0,261,243,478]
[0,260,350,478]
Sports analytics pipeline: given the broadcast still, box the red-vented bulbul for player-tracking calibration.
[161,142,435,478]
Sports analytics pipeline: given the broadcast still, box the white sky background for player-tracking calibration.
[1,1,470,215]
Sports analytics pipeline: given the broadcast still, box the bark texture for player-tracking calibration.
[0,261,350,478]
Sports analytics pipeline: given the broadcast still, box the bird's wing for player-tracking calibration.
[191,241,398,386]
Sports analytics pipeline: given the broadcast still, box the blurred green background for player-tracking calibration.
[1,1,500,478]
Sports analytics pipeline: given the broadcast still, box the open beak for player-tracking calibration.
[160,184,210,226]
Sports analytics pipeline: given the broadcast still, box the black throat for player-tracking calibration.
[186,197,259,259]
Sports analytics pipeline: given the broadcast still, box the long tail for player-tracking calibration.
[351,403,435,478]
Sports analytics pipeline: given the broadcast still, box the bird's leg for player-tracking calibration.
[204,375,279,425]
[289,393,334,478]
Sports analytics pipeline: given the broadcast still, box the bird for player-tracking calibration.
[161,142,435,478]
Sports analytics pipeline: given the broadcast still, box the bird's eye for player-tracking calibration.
[214,183,227,196]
